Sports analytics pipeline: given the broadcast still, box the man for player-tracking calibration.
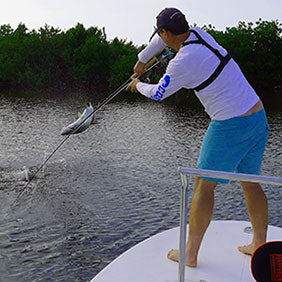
[126,8,270,267]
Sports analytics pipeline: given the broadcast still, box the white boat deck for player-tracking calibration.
[91,220,282,282]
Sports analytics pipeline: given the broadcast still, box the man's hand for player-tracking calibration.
[126,77,140,93]
[134,60,146,76]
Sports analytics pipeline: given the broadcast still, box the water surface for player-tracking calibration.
[0,94,281,281]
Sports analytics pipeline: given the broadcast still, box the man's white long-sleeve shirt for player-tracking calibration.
[136,27,259,120]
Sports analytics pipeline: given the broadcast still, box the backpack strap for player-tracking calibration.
[182,29,231,91]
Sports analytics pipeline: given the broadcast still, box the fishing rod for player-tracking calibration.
[12,50,173,205]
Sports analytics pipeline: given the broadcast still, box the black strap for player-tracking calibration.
[182,30,231,91]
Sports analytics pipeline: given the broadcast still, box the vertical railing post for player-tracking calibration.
[179,172,189,282]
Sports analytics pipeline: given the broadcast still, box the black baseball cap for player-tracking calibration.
[149,8,189,41]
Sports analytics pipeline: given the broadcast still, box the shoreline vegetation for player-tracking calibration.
[0,19,281,110]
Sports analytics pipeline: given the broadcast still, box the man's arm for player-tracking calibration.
[127,58,186,101]
[134,35,166,76]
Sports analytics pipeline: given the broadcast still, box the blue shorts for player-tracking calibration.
[197,109,270,183]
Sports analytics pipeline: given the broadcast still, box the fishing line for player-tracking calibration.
[12,52,173,205]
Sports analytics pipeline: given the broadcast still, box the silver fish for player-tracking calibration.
[61,103,94,135]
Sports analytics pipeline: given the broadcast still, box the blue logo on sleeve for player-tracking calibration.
[150,75,171,101]
[162,75,170,88]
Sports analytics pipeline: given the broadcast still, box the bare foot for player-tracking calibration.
[167,249,197,267]
[238,243,258,255]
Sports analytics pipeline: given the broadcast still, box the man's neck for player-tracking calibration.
[173,31,191,51]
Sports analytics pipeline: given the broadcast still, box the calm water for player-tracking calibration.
[0,93,281,282]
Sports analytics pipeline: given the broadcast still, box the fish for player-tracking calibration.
[61,103,94,135]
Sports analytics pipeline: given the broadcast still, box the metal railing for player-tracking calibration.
[177,168,282,282]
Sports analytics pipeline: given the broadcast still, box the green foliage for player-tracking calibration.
[0,23,66,88]
[108,38,138,87]
[0,23,128,90]
[0,20,281,108]
[64,24,112,88]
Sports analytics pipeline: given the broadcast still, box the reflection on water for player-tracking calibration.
[0,94,281,282]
